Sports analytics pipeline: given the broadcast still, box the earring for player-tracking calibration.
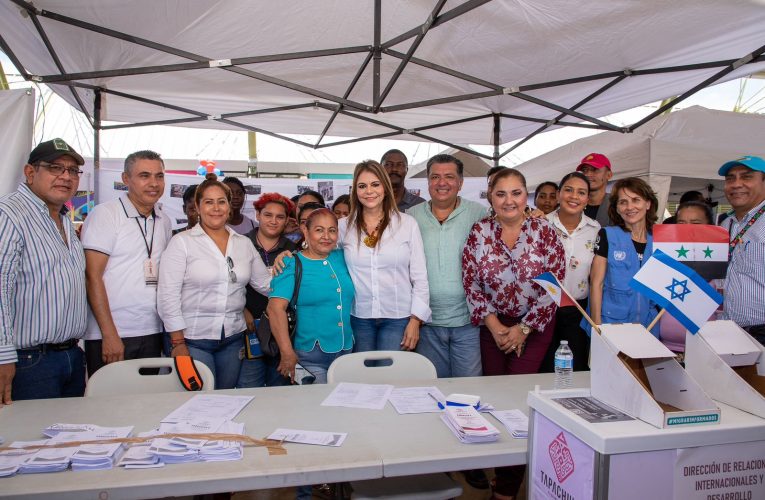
[301,240,308,249]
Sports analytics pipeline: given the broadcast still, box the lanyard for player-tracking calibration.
[119,198,156,259]
[728,204,765,256]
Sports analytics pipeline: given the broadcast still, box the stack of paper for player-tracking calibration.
[116,431,163,469]
[489,410,529,439]
[321,382,394,410]
[68,426,134,471]
[387,387,446,414]
[18,442,78,474]
[440,406,500,443]
[199,421,246,462]
[0,445,38,477]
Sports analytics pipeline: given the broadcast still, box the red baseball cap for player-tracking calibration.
[577,153,611,171]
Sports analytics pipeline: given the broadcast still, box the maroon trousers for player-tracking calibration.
[480,314,555,496]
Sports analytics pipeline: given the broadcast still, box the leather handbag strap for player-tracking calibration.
[288,253,303,309]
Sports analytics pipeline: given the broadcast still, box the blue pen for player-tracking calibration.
[428,391,445,410]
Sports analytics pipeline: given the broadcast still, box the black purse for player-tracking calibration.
[255,254,302,358]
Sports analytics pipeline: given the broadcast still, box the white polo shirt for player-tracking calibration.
[81,195,173,340]
[547,210,600,301]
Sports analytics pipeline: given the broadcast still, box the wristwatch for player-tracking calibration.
[519,323,532,335]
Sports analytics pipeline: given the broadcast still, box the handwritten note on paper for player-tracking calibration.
[320,382,394,410]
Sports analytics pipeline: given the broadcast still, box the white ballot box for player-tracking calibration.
[590,323,720,428]
[685,320,765,418]
[526,388,765,500]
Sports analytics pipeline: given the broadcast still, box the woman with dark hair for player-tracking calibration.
[588,177,660,336]
[340,160,430,352]
[332,194,351,219]
[268,208,355,384]
[541,172,600,372]
[462,168,565,500]
[296,189,325,210]
[222,176,258,234]
[534,181,559,215]
[158,174,271,388]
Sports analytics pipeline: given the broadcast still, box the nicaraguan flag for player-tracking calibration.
[653,224,729,280]
[629,250,722,334]
[532,272,575,307]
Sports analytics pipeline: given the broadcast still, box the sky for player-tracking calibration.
[2,52,764,169]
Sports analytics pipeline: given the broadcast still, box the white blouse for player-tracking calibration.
[339,212,431,322]
[546,211,600,301]
[158,224,271,340]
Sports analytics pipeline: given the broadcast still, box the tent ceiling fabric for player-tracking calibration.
[2,0,765,156]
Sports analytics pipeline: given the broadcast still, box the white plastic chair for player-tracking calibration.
[327,350,437,384]
[327,351,463,500]
[85,358,215,397]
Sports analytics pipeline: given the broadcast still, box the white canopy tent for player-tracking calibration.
[1,0,764,171]
[514,105,765,216]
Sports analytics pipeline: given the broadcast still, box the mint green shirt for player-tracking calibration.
[408,199,487,327]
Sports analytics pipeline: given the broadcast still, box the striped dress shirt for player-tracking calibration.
[722,199,765,328]
[0,184,87,364]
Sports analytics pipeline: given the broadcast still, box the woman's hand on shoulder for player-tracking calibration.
[271,250,294,276]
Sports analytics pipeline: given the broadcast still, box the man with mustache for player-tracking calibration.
[81,150,172,376]
[718,155,765,346]
[381,149,425,211]
[0,139,88,404]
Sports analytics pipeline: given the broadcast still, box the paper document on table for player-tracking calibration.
[268,428,347,447]
[440,406,500,443]
[388,386,446,414]
[162,394,254,422]
[489,409,529,438]
[321,382,394,410]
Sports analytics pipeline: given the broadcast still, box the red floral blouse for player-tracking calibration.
[462,216,566,331]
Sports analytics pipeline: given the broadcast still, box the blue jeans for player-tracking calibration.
[295,344,352,384]
[237,356,289,388]
[416,323,482,378]
[13,345,86,400]
[351,316,410,352]
[185,332,244,390]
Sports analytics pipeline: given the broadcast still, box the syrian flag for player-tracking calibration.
[653,224,728,280]
[532,272,576,307]
[630,250,723,334]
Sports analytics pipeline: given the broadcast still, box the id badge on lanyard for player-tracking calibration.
[144,258,158,286]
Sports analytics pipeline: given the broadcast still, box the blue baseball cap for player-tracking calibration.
[718,155,765,176]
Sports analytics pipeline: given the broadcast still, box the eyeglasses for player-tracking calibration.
[226,256,237,283]
[37,162,83,178]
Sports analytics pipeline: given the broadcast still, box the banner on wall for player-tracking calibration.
[97,169,490,229]
[0,88,36,197]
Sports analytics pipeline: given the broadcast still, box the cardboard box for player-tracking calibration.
[590,323,720,428]
[685,320,765,418]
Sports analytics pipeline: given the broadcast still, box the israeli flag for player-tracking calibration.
[629,250,722,334]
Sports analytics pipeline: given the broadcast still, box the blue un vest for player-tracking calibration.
[601,226,658,336]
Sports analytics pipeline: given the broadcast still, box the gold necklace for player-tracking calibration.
[363,219,382,247]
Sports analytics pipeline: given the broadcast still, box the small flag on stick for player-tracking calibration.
[630,250,722,334]
[532,272,600,333]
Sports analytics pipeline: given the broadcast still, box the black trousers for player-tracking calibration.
[85,333,163,377]
[540,300,590,373]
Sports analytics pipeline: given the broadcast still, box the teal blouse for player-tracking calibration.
[270,249,355,353]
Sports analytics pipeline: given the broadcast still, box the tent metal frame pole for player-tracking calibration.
[499,74,629,158]
[215,118,316,149]
[93,89,101,204]
[36,46,372,83]
[26,10,92,124]
[627,43,765,131]
[410,131,493,160]
[317,131,403,148]
[13,0,369,111]
[374,0,448,111]
[509,92,621,131]
[316,51,375,147]
[384,49,502,90]
[372,0,382,109]
[381,0,493,50]
[383,90,502,112]
[492,113,500,167]
[0,34,30,79]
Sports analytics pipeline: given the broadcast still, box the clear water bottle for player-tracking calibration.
[554,340,574,389]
